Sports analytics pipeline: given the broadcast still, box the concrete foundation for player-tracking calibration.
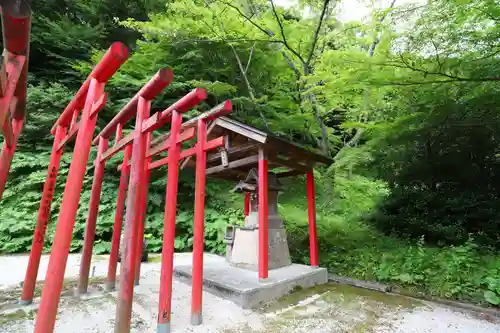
[174,254,327,309]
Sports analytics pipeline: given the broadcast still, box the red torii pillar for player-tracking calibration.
[20,43,128,307]
[244,192,250,216]
[134,131,151,285]
[141,101,232,327]
[0,6,31,201]
[106,142,131,291]
[258,148,269,280]
[307,170,319,267]
[191,100,233,325]
[76,136,109,294]
[155,92,209,333]
[0,54,27,200]
[113,85,208,332]
[32,43,128,333]
[114,96,152,333]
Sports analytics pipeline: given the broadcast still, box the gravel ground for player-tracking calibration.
[0,253,499,333]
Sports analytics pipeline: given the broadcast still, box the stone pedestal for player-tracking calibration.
[174,253,328,309]
[226,171,291,271]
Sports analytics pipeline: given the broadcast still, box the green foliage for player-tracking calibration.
[3,0,500,311]
[286,172,500,307]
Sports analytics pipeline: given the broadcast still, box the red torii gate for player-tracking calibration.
[17,42,129,333]
[91,71,231,332]
[0,1,31,200]
[20,43,232,332]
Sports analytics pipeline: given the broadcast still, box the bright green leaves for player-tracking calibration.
[484,291,500,305]
[484,277,500,305]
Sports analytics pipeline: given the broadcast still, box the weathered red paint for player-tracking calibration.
[2,102,15,147]
[244,192,250,216]
[106,144,131,291]
[51,42,129,133]
[77,137,109,294]
[157,110,183,332]
[306,171,319,267]
[191,118,207,325]
[95,68,174,142]
[258,149,269,280]
[1,1,31,54]
[34,78,105,333]
[0,2,31,199]
[20,125,67,304]
[114,97,151,333]
[1,3,31,119]
[0,53,25,138]
[134,132,152,285]
[0,117,22,200]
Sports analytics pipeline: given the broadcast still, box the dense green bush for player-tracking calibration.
[370,189,500,248]
[286,172,500,307]
[0,147,241,255]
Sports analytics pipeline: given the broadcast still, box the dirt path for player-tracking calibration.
[0,253,498,333]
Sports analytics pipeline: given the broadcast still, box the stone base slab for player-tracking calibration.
[174,255,327,309]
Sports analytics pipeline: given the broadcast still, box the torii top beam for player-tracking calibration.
[93,68,174,143]
[50,42,129,134]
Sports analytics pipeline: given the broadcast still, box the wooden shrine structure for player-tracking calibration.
[181,117,332,279]
[181,116,331,181]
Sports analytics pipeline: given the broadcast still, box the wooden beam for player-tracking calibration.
[276,169,305,178]
[100,132,133,162]
[182,139,254,171]
[214,117,267,143]
[209,171,247,181]
[268,155,310,173]
[89,92,107,117]
[147,127,195,157]
[1,96,17,147]
[140,111,161,133]
[56,121,80,151]
[206,142,259,163]
[148,137,225,171]
[0,53,26,130]
[180,119,218,169]
[145,98,229,135]
[220,135,230,167]
[267,137,332,165]
[150,106,224,169]
[206,154,259,176]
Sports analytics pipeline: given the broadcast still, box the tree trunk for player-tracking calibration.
[229,44,269,129]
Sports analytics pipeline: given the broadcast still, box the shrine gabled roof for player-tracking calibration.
[180,116,332,181]
[212,117,332,165]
